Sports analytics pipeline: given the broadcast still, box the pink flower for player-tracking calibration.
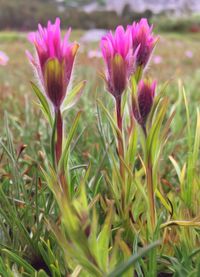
[153,55,163,64]
[0,51,9,66]
[129,18,157,69]
[26,18,79,110]
[185,50,193,58]
[132,79,156,126]
[87,49,102,59]
[101,25,137,99]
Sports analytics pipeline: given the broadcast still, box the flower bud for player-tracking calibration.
[133,79,156,126]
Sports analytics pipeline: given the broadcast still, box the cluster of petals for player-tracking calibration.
[101,25,136,99]
[128,18,157,68]
[101,18,157,99]
[27,16,157,123]
[27,18,79,109]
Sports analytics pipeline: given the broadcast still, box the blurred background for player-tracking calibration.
[0,0,199,192]
[1,0,200,31]
[1,0,200,109]
[0,0,200,164]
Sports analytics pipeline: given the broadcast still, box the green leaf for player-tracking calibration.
[161,220,200,228]
[125,127,138,167]
[155,189,172,215]
[192,108,200,173]
[3,249,36,274]
[147,97,168,163]
[70,266,82,277]
[37,269,49,277]
[97,99,122,141]
[107,241,161,277]
[58,111,82,171]
[169,156,181,181]
[62,80,86,112]
[96,206,113,271]
[0,187,35,249]
[30,81,53,126]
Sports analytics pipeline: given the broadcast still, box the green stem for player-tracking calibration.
[146,158,156,232]
[143,125,156,232]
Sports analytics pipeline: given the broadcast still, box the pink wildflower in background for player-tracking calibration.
[185,50,193,59]
[26,18,79,110]
[129,18,157,69]
[0,51,9,66]
[153,55,163,64]
[87,49,102,59]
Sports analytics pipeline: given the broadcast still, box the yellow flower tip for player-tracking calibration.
[113,53,124,66]
[72,42,79,57]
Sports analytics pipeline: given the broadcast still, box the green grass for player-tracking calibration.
[0,30,200,276]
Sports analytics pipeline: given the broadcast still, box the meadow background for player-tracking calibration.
[0,0,200,276]
[1,17,200,177]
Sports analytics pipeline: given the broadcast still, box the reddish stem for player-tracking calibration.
[116,98,122,133]
[116,97,125,207]
[116,98,124,163]
[55,108,63,165]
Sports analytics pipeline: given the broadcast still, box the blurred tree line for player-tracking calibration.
[1,0,199,32]
[0,0,149,30]
[64,0,106,5]
[0,0,58,30]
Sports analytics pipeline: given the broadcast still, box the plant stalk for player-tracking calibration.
[116,97,126,212]
[146,159,156,231]
[116,97,124,179]
[55,108,63,165]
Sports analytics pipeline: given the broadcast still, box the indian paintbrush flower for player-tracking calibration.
[100,25,139,180]
[100,25,138,101]
[132,79,156,129]
[129,18,157,69]
[26,18,79,110]
[27,18,79,164]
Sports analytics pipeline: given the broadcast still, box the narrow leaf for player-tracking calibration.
[30,82,53,126]
[107,241,161,277]
[62,80,86,111]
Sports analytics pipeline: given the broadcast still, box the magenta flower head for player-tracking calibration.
[0,51,9,66]
[101,26,137,100]
[129,18,157,69]
[26,18,79,110]
[132,79,156,127]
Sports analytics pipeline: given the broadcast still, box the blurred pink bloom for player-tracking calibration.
[133,79,156,126]
[128,18,157,68]
[185,50,193,58]
[26,18,79,110]
[101,25,137,99]
[153,55,163,64]
[87,49,102,59]
[0,51,9,66]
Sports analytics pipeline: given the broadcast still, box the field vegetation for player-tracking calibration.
[0,18,200,276]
